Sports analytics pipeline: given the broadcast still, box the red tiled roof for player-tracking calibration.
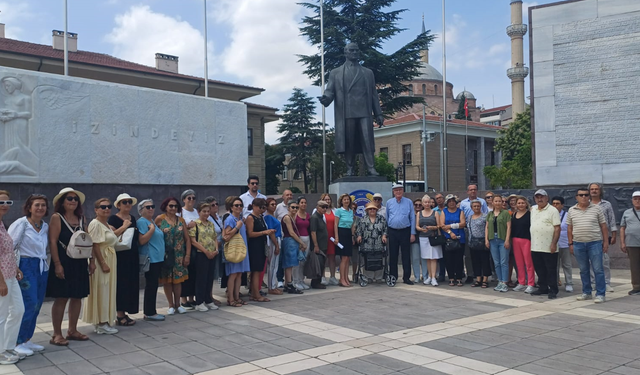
[381,113,501,130]
[480,104,511,114]
[0,37,263,92]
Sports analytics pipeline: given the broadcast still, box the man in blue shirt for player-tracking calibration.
[386,183,416,285]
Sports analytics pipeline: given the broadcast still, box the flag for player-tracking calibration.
[464,97,469,118]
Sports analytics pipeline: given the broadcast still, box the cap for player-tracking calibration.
[632,191,640,198]
[317,200,329,207]
[534,189,548,196]
[373,193,383,199]
[391,183,404,189]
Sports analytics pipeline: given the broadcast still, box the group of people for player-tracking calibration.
[0,178,638,366]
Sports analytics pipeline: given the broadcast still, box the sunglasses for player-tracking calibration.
[249,182,258,186]
[186,196,196,201]
[290,206,299,210]
[99,204,113,210]
[485,196,493,200]
[233,204,244,208]
[120,199,133,205]
[414,204,422,207]
[65,196,80,202]
[0,200,13,206]
[577,194,590,197]
[144,205,155,210]
[373,198,382,201]
[168,204,179,209]
[210,202,218,206]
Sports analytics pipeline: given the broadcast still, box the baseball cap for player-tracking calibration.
[534,189,548,196]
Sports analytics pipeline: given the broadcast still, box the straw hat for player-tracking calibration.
[365,202,379,211]
[114,193,138,207]
[53,187,85,206]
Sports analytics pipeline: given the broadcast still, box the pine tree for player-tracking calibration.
[278,88,323,193]
[298,0,435,116]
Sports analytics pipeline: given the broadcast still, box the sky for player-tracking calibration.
[1,0,558,144]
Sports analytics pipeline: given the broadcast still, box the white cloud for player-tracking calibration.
[0,2,33,39]
[104,5,215,78]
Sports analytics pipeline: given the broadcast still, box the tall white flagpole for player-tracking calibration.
[64,0,68,76]
[442,0,448,191]
[321,0,327,192]
[203,0,209,98]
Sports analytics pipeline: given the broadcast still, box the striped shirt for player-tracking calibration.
[567,203,606,243]
[596,199,618,233]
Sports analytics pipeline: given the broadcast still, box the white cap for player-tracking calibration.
[373,193,383,199]
[534,189,548,196]
[632,191,640,198]
[391,183,404,189]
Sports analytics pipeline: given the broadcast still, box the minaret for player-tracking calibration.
[507,0,529,116]
[420,14,429,63]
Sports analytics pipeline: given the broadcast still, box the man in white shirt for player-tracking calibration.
[530,190,561,299]
[239,175,266,218]
[275,189,293,221]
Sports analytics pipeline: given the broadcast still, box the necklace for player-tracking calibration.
[30,219,42,229]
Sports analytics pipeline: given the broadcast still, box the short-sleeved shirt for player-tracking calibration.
[240,191,267,218]
[460,197,488,220]
[310,212,328,252]
[137,217,165,263]
[530,204,561,253]
[567,203,606,243]
[275,202,289,221]
[189,219,217,253]
[179,208,199,225]
[558,210,569,248]
[335,207,354,229]
[621,208,640,247]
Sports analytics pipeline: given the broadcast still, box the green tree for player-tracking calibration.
[483,107,532,189]
[265,144,285,194]
[455,94,471,120]
[298,0,435,116]
[309,131,347,191]
[374,152,396,182]
[278,88,323,194]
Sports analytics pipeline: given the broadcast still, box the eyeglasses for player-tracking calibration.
[120,199,133,205]
[249,182,258,186]
[65,196,80,202]
[186,196,196,201]
[144,205,155,210]
[0,200,13,206]
[99,204,113,210]
[290,206,299,210]
[233,204,244,208]
[485,196,493,200]
[168,204,179,209]
[414,204,422,207]
[577,194,590,197]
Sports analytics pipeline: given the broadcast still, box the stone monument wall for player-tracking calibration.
[530,0,640,186]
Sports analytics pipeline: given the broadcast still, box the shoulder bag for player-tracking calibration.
[58,214,93,259]
[223,216,247,263]
[467,216,487,251]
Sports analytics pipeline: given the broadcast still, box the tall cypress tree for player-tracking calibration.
[455,94,471,120]
[298,0,435,116]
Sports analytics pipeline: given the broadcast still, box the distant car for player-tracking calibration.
[402,180,436,193]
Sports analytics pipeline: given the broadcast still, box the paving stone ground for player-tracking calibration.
[3,269,640,375]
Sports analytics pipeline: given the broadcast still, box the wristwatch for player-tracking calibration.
[568,243,573,246]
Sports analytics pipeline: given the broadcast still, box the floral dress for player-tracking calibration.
[355,215,388,253]
[157,214,188,284]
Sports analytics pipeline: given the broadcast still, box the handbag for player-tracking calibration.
[467,217,487,251]
[115,227,135,251]
[428,229,447,246]
[139,254,150,273]
[445,238,461,252]
[224,233,247,263]
[57,214,93,259]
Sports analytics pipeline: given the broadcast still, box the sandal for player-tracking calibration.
[481,282,489,288]
[471,281,481,287]
[116,316,135,326]
[449,280,455,287]
[66,331,89,341]
[251,297,271,302]
[49,335,69,346]
[456,280,464,287]
[227,300,242,307]
[236,299,247,305]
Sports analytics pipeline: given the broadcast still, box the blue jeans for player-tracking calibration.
[489,239,509,282]
[573,241,605,297]
[410,242,428,280]
[18,258,48,344]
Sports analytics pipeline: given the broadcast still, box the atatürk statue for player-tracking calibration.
[319,43,384,176]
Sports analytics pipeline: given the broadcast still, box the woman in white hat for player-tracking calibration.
[46,187,92,346]
[108,193,139,326]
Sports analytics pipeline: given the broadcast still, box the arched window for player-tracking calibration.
[408,85,414,97]
[434,84,438,95]
[422,84,426,95]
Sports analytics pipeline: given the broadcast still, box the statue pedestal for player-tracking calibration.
[329,176,393,203]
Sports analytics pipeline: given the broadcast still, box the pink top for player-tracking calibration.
[295,213,310,237]
[0,223,17,280]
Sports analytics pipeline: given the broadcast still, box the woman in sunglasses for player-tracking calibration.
[136,199,165,321]
[280,201,306,294]
[156,197,191,315]
[0,190,24,364]
[108,194,139,326]
[223,197,251,306]
[178,189,198,311]
[47,187,93,346]
[83,198,118,335]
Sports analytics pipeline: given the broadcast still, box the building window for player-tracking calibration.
[282,167,288,180]
[408,85,414,96]
[247,128,253,156]
[491,151,496,166]
[379,147,389,155]
[402,144,412,165]
[422,84,426,95]
[472,150,478,175]
[434,84,438,95]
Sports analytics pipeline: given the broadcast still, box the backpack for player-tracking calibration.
[58,214,93,259]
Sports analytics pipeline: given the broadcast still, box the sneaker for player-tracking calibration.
[606,284,614,293]
[524,286,536,294]
[321,277,329,286]
[513,284,526,292]
[195,303,209,312]
[13,344,33,357]
[424,277,432,285]
[167,307,176,315]
[548,292,557,299]
[500,283,509,292]
[95,324,118,335]
[329,277,340,285]
[181,302,195,310]
[0,351,19,365]
[494,282,504,291]
[594,295,605,303]
[24,341,45,352]
[576,293,592,301]
[628,289,640,296]
[277,281,284,288]
[565,285,573,293]
[6,349,26,360]
[205,303,219,310]
[177,306,187,314]
[431,278,439,287]
[301,282,310,290]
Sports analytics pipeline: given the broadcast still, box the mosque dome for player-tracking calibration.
[456,90,475,100]
[416,62,443,81]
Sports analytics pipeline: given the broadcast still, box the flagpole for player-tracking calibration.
[442,0,448,191]
[203,0,209,98]
[63,0,68,76]
[422,105,428,191]
[320,0,327,193]
[465,95,468,185]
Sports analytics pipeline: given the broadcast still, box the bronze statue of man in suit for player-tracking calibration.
[319,43,384,176]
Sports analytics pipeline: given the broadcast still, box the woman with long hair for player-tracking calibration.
[319,193,338,285]
[334,194,355,287]
[293,197,311,290]
[511,196,535,293]
[486,196,512,292]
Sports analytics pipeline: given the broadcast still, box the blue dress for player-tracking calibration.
[443,208,466,244]
[224,215,250,275]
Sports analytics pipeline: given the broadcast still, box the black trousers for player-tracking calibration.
[144,262,162,317]
[445,245,465,280]
[471,249,492,278]
[181,254,197,298]
[532,251,558,294]
[195,252,216,305]
[388,227,412,281]
[311,252,327,286]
